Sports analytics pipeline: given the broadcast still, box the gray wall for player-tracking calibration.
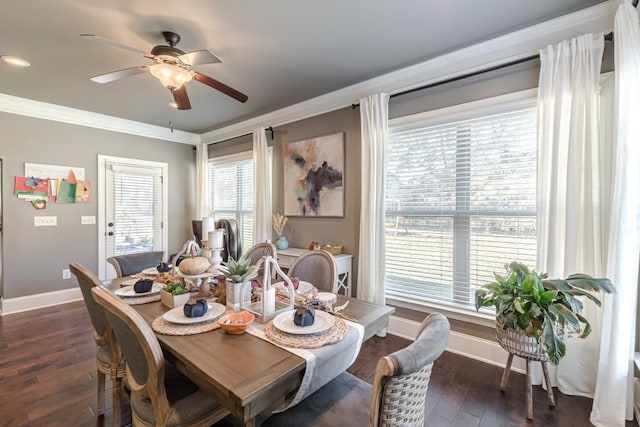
[1,113,195,299]
[210,107,362,292]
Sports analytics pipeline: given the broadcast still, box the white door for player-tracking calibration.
[98,155,168,280]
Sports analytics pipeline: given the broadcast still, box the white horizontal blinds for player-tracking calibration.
[208,155,254,250]
[107,162,163,256]
[386,106,537,310]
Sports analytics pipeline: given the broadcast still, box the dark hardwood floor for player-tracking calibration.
[0,301,632,426]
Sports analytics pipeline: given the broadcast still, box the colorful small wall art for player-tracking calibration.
[15,163,91,209]
[283,132,344,217]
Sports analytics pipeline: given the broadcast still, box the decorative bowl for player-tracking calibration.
[321,244,343,255]
[218,311,255,334]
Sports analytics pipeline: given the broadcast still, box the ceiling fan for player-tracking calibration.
[81,31,248,110]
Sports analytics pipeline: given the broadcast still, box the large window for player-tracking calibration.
[208,152,254,250]
[385,92,537,312]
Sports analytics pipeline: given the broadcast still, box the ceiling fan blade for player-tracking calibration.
[172,86,192,110]
[178,50,221,66]
[80,33,147,55]
[192,71,248,103]
[90,65,149,83]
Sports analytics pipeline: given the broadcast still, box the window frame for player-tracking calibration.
[385,89,538,325]
[208,148,272,249]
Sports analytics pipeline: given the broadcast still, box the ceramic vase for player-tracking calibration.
[276,236,289,250]
[225,280,251,312]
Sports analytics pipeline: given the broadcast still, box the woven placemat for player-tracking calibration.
[152,316,222,335]
[264,317,347,348]
[121,294,161,305]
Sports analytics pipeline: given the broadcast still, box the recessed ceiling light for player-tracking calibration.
[1,55,30,67]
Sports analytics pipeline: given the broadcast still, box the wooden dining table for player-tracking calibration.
[111,278,394,426]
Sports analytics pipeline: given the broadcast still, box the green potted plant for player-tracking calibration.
[475,261,614,365]
[220,257,255,311]
[160,282,189,308]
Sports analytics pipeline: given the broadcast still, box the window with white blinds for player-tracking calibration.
[106,163,164,257]
[385,93,537,311]
[208,152,254,250]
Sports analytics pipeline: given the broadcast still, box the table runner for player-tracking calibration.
[248,315,364,411]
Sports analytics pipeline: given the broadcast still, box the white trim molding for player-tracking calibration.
[202,1,618,144]
[1,287,82,316]
[0,93,200,145]
[387,315,527,374]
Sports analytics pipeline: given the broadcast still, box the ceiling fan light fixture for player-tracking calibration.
[1,55,30,67]
[149,63,192,90]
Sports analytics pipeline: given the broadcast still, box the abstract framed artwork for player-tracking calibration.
[283,132,345,217]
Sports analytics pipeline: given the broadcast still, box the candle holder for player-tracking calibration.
[239,256,295,323]
[208,229,225,269]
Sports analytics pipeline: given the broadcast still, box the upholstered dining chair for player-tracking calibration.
[244,242,278,279]
[70,263,126,427]
[91,286,230,427]
[243,242,278,265]
[107,251,165,278]
[287,249,337,293]
[261,312,450,427]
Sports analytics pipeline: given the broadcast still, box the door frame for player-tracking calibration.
[97,155,169,280]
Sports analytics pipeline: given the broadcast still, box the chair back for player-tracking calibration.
[91,286,173,422]
[192,220,203,246]
[70,263,110,344]
[370,313,450,426]
[243,242,277,265]
[107,251,165,277]
[288,250,337,292]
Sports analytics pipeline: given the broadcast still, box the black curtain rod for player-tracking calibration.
[351,54,540,109]
[207,126,273,146]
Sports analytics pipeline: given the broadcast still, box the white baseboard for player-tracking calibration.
[387,315,526,374]
[1,287,82,315]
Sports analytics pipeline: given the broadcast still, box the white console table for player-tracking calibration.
[276,247,354,297]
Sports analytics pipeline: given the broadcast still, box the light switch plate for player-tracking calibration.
[34,216,57,227]
[81,215,96,225]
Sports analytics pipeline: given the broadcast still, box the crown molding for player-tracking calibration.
[0,93,201,145]
[202,0,619,144]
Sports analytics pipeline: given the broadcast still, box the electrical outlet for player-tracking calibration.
[62,269,71,280]
[81,215,96,225]
[34,216,57,227]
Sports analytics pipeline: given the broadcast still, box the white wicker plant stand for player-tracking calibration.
[496,321,556,420]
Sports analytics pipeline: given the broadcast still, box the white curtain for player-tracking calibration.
[253,127,272,244]
[591,2,640,425]
[536,33,605,396]
[358,93,389,306]
[195,142,209,220]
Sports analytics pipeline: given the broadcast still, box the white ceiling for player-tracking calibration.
[0,0,606,134]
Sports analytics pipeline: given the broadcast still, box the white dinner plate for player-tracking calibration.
[141,267,160,276]
[272,309,335,335]
[114,282,164,297]
[273,280,314,296]
[162,302,226,325]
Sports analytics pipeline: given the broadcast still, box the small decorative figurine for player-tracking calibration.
[133,279,153,293]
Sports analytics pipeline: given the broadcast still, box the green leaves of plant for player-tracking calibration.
[543,314,566,365]
[475,261,614,365]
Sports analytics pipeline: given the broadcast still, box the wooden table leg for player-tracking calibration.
[541,361,556,407]
[526,360,533,420]
[500,353,514,392]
